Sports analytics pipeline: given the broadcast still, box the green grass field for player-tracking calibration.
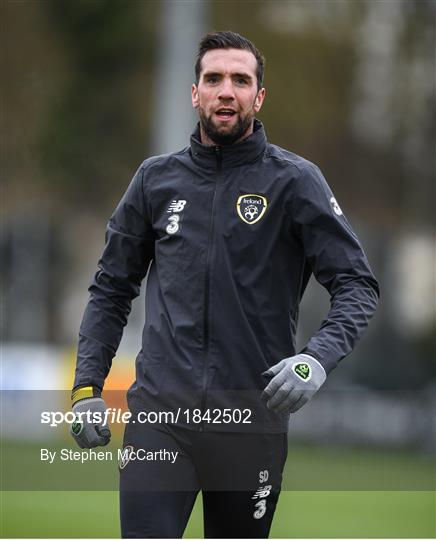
[1,443,435,538]
[2,490,435,538]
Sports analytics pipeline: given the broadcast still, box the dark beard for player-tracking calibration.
[200,110,253,146]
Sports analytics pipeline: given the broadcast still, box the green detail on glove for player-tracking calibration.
[70,397,111,448]
[71,420,83,435]
[261,354,326,413]
[293,362,311,381]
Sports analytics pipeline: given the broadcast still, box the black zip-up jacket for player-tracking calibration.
[74,120,379,432]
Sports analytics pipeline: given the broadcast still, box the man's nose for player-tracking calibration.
[217,78,235,100]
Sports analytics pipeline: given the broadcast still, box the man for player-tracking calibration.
[70,31,379,538]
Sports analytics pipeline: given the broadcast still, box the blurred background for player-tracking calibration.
[1,0,435,538]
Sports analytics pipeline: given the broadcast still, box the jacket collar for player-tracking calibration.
[190,118,267,170]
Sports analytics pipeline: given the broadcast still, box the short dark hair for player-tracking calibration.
[195,31,265,90]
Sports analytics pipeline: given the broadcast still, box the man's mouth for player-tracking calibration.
[215,109,237,120]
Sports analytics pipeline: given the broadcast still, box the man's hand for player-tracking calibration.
[261,354,326,413]
[70,397,111,448]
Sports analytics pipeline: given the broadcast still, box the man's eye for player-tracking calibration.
[235,78,248,85]
[207,77,218,84]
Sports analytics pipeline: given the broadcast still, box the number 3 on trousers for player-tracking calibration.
[253,499,267,519]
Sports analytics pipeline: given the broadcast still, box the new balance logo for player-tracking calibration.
[167,200,187,213]
[252,485,272,500]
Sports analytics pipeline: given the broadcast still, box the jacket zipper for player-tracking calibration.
[199,146,222,431]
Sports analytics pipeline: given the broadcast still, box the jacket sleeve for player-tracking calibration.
[73,163,155,390]
[290,163,379,374]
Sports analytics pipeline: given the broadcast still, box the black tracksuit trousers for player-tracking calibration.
[119,422,287,538]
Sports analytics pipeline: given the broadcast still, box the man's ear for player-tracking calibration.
[191,84,199,109]
[253,87,266,113]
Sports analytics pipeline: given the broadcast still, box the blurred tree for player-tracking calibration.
[38,0,159,210]
[2,0,66,208]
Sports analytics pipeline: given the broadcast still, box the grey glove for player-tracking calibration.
[70,397,111,448]
[261,354,326,413]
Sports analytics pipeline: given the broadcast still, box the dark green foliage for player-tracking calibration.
[38,0,159,209]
